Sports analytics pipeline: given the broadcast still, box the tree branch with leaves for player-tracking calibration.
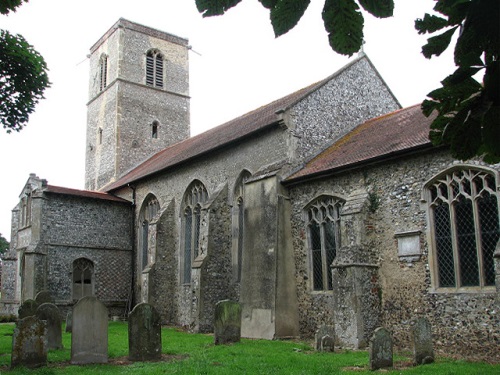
[0,0,50,133]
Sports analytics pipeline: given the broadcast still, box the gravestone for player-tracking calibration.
[369,327,393,370]
[34,291,55,305]
[18,299,38,319]
[128,303,162,361]
[36,303,63,350]
[11,316,47,369]
[214,300,241,345]
[71,296,108,364]
[412,317,434,365]
[314,325,335,352]
[66,310,72,333]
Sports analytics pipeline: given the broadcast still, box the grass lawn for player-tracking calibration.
[0,322,498,374]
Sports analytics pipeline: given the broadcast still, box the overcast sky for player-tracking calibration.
[0,0,456,240]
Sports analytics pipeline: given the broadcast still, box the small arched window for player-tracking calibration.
[306,196,343,291]
[426,167,499,290]
[182,181,208,283]
[151,121,159,139]
[146,50,164,89]
[99,54,108,92]
[73,258,94,300]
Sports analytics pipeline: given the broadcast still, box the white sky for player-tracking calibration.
[0,0,456,240]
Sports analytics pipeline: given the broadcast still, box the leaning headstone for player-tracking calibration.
[11,316,47,369]
[412,317,434,365]
[34,290,55,305]
[18,299,39,319]
[36,303,63,350]
[65,310,72,333]
[369,327,393,370]
[128,303,162,361]
[71,296,108,364]
[214,300,241,345]
[315,325,335,352]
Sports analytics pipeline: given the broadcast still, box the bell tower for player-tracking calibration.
[85,18,190,191]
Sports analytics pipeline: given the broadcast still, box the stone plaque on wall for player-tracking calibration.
[395,230,421,262]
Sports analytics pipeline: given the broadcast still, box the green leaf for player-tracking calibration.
[441,67,482,87]
[421,26,458,58]
[415,14,448,35]
[0,0,27,15]
[195,0,243,17]
[258,0,278,9]
[322,0,364,56]
[270,0,311,37]
[358,0,394,18]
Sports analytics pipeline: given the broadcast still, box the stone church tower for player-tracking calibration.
[85,19,190,191]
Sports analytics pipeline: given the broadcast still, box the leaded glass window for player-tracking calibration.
[428,168,499,290]
[73,258,94,300]
[306,197,343,291]
[182,182,208,283]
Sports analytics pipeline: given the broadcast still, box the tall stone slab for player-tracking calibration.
[18,299,38,319]
[214,300,241,345]
[369,327,393,370]
[34,291,55,305]
[11,316,47,369]
[412,317,434,365]
[36,303,63,350]
[128,303,162,361]
[71,296,108,364]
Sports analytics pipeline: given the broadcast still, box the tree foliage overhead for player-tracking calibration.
[195,0,394,56]
[196,0,499,162]
[0,0,50,133]
[416,0,499,162]
[0,30,50,133]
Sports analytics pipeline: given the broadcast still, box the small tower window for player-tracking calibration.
[151,121,159,139]
[146,50,164,89]
[98,127,103,145]
[99,54,108,92]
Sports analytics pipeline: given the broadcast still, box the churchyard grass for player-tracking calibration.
[0,322,498,374]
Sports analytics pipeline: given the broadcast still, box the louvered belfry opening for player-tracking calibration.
[146,50,164,89]
[429,169,499,289]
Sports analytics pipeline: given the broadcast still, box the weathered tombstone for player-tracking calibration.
[412,317,434,365]
[314,325,335,352]
[71,296,108,364]
[214,300,241,345]
[369,327,393,370]
[128,303,162,361]
[66,310,72,333]
[18,299,38,319]
[36,303,63,350]
[34,290,55,305]
[11,316,47,369]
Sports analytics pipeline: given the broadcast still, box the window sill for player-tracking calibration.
[429,287,497,294]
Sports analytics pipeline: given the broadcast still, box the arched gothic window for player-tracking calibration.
[99,54,108,92]
[139,195,160,270]
[306,196,343,291]
[182,181,208,283]
[73,258,94,300]
[146,50,164,88]
[426,168,499,290]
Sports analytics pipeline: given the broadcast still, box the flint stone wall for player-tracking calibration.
[288,149,500,360]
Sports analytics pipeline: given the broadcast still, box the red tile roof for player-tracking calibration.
[45,185,130,203]
[285,104,436,183]
[103,59,358,192]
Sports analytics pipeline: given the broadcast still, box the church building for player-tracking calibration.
[1,19,498,359]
